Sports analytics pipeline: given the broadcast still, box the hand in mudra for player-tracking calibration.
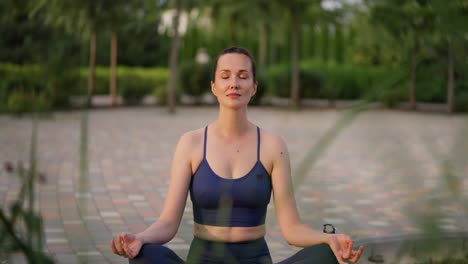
[110,233,143,259]
[328,234,364,264]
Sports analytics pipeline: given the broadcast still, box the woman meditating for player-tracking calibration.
[110,47,363,264]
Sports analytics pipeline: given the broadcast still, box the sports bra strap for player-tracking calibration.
[203,126,208,159]
[257,126,261,161]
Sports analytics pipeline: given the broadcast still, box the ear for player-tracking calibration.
[211,81,216,96]
[251,81,258,97]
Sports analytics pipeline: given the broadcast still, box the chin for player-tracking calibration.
[219,100,249,109]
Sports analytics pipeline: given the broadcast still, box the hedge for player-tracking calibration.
[1,63,466,112]
[265,60,468,110]
[265,61,387,101]
[0,64,169,112]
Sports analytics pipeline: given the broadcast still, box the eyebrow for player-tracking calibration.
[219,69,249,73]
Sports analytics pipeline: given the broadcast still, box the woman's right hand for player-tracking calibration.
[110,233,143,259]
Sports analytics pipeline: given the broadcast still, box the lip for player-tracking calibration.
[227,93,241,98]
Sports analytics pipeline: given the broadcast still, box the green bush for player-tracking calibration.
[6,92,50,114]
[77,66,169,96]
[118,72,152,104]
[178,61,212,99]
[1,64,170,112]
[454,81,468,112]
[0,64,44,97]
[45,70,83,108]
[310,63,386,100]
[7,92,33,114]
[154,86,167,105]
[34,93,52,112]
[153,85,181,105]
[370,69,409,107]
[76,66,169,105]
[380,85,408,108]
[266,61,388,102]
[415,70,445,103]
[0,63,79,111]
[0,64,48,113]
[266,64,324,98]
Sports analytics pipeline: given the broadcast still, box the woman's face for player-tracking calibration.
[211,53,257,109]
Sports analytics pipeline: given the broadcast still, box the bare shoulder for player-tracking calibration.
[259,128,289,167]
[174,128,205,165]
[179,128,204,144]
[259,128,288,153]
[177,127,205,151]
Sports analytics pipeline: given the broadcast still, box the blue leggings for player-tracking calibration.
[129,237,338,264]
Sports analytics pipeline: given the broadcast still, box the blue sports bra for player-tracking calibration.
[189,126,272,227]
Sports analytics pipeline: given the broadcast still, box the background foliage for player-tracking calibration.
[0,0,467,112]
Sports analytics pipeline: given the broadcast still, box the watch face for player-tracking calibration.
[323,224,336,234]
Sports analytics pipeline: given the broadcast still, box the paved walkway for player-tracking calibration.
[1,107,467,263]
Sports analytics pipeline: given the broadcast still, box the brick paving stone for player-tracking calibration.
[1,108,467,263]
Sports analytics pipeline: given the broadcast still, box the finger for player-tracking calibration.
[114,235,125,255]
[121,233,135,258]
[344,239,353,259]
[118,234,131,258]
[110,239,118,255]
[110,239,123,256]
[119,236,131,258]
[329,239,346,264]
[349,245,364,263]
[122,241,133,258]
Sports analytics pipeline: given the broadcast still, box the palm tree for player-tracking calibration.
[102,0,139,106]
[32,0,104,107]
[432,0,468,113]
[280,0,320,108]
[369,0,435,111]
[167,0,184,113]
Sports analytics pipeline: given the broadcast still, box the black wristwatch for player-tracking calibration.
[323,224,336,234]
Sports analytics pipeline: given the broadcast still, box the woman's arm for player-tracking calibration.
[269,135,329,247]
[135,131,196,244]
[269,134,363,263]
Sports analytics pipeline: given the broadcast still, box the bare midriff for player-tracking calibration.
[193,223,266,242]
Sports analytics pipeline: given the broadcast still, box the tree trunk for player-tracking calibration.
[110,30,118,107]
[167,0,183,114]
[447,40,454,113]
[87,29,97,107]
[409,47,417,110]
[290,7,300,109]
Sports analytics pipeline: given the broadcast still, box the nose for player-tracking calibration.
[229,77,239,89]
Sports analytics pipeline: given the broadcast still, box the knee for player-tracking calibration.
[303,243,338,264]
[129,244,177,264]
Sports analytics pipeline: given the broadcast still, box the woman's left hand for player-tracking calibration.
[327,234,364,263]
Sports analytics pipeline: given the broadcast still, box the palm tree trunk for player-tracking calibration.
[87,29,97,107]
[447,39,454,113]
[290,7,300,109]
[167,0,183,114]
[110,30,118,107]
[409,46,417,110]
